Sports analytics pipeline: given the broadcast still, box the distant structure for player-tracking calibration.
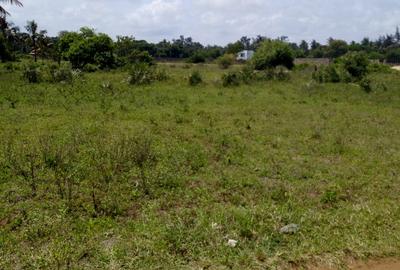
[236,50,254,61]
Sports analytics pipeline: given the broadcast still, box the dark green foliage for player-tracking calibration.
[188,70,202,86]
[385,48,400,64]
[359,77,372,93]
[188,52,206,63]
[313,52,370,83]
[251,40,294,70]
[336,52,369,80]
[326,39,348,58]
[59,30,114,69]
[0,32,12,62]
[22,62,42,83]
[222,71,241,87]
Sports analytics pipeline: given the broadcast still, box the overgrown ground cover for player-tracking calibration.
[1,62,400,269]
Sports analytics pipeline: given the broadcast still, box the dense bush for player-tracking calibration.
[336,52,369,80]
[47,63,74,83]
[385,48,400,64]
[127,50,155,66]
[313,64,345,83]
[222,72,241,87]
[217,54,235,69]
[188,71,202,86]
[0,33,12,62]
[22,62,42,83]
[59,29,115,69]
[188,52,206,63]
[367,62,392,73]
[313,52,370,83]
[251,40,294,70]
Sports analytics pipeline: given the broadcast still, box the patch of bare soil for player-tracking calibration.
[392,66,400,71]
[350,259,400,270]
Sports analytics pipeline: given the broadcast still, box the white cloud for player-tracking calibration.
[4,0,400,45]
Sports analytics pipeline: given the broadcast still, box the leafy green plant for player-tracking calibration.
[222,71,240,87]
[336,51,369,81]
[128,63,156,85]
[251,40,295,70]
[22,62,42,83]
[217,54,235,69]
[188,71,202,86]
[47,64,74,83]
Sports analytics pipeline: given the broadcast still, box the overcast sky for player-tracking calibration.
[4,0,400,45]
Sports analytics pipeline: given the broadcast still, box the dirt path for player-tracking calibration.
[392,66,400,71]
[350,259,400,270]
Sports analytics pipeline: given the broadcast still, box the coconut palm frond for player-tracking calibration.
[0,0,23,7]
[0,5,9,16]
[0,0,23,17]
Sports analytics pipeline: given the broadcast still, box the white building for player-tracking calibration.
[236,50,254,61]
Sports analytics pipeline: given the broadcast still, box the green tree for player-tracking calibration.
[225,41,245,54]
[25,20,38,62]
[327,39,348,58]
[0,32,11,61]
[65,32,114,69]
[251,40,294,70]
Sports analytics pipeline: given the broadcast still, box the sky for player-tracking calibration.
[4,0,400,45]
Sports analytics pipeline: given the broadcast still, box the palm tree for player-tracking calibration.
[0,0,23,17]
[25,20,38,61]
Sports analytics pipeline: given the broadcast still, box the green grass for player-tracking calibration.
[1,62,400,269]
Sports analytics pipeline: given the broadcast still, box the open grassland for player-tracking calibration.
[1,63,400,269]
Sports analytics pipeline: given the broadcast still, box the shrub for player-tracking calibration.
[128,63,155,85]
[61,31,115,69]
[359,78,372,93]
[222,72,240,87]
[128,63,168,85]
[217,54,235,69]
[128,50,155,66]
[336,52,369,81]
[188,71,202,86]
[154,68,169,81]
[385,48,400,64]
[47,64,74,83]
[22,63,42,83]
[251,40,295,70]
[239,65,256,84]
[188,52,206,63]
[367,62,392,73]
[313,64,350,83]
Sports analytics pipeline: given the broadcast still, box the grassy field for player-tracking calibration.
[1,62,400,269]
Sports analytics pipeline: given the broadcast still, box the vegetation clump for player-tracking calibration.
[128,63,168,85]
[251,40,295,70]
[217,54,235,69]
[22,62,42,83]
[188,70,202,86]
[222,71,241,87]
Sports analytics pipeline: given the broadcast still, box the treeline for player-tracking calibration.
[1,17,400,67]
